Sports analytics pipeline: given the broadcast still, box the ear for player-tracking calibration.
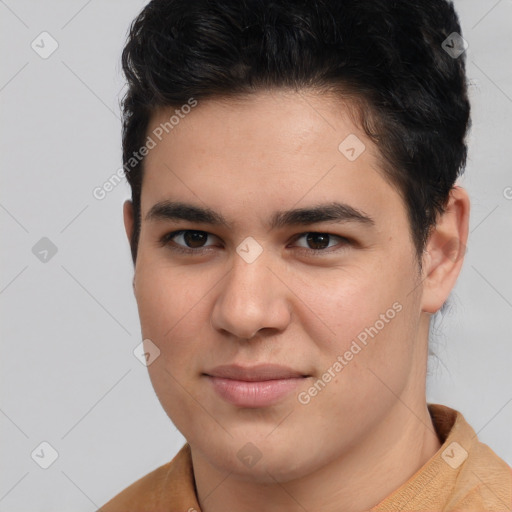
[123,199,137,275]
[420,186,470,313]
[123,199,134,244]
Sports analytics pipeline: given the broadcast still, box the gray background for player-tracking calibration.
[1,1,511,510]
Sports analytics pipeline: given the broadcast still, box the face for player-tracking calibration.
[126,90,430,483]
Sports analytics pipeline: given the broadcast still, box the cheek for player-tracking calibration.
[134,261,210,432]
[312,273,420,403]
[291,258,421,414]
[292,258,413,352]
[134,255,202,338]
[134,256,216,378]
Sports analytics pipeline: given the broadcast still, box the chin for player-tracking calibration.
[200,434,321,484]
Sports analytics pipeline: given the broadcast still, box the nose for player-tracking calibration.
[210,252,292,341]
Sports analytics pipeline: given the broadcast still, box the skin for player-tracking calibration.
[123,89,470,512]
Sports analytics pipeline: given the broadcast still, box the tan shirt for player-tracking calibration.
[99,403,512,511]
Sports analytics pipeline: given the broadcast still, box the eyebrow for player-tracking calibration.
[145,200,375,230]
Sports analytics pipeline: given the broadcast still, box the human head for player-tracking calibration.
[120,0,470,265]
[118,0,471,500]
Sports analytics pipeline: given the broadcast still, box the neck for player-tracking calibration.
[191,401,442,512]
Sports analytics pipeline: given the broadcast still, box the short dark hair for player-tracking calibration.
[121,0,470,265]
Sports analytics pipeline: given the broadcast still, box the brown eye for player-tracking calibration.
[183,231,208,248]
[161,230,218,252]
[305,233,331,250]
[293,232,346,251]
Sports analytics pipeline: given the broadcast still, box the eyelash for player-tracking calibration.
[159,230,350,256]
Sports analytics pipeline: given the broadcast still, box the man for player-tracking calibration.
[100,0,512,510]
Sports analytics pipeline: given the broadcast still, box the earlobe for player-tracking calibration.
[420,186,470,313]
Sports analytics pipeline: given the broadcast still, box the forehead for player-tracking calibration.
[139,90,405,231]
[145,89,370,164]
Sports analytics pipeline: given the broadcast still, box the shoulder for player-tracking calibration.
[98,443,195,512]
[447,438,512,511]
[372,404,512,511]
[433,403,512,511]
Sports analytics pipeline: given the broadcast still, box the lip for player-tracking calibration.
[205,363,308,381]
[203,364,310,408]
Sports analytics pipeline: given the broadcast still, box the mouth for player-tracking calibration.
[203,364,311,408]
